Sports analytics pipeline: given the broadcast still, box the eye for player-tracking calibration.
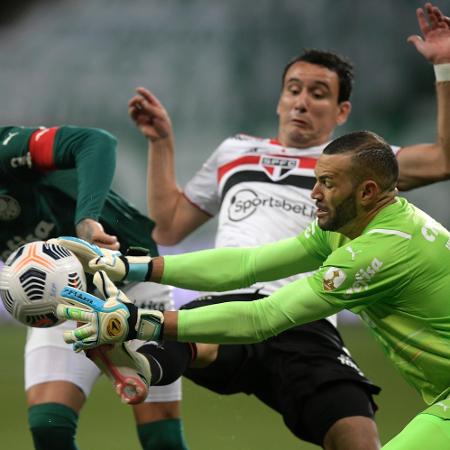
[319,178,333,188]
[288,86,300,95]
[311,89,326,99]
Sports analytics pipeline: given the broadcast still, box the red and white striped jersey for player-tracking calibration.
[184,134,399,316]
[184,134,328,298]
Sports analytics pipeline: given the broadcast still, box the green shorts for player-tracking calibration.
[382,397,450,449]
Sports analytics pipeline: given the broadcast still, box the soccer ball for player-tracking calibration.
[0,241,86,328]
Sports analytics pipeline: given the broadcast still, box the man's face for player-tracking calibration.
[277,61,351,149]
[311,153,358,232]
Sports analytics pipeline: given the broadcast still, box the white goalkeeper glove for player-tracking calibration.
[56,271,164,352]
[49,236,153,282]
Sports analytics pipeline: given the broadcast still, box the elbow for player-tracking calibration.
[90,128,118,161]
[442,164,450,180]
[152,227,185,246]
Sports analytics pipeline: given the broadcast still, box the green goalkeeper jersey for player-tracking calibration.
[166,197,449,406]
[0,126,158,261]
[301,197,450,405]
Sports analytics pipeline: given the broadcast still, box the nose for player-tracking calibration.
[294,90,308,112]
[311,181,322,200]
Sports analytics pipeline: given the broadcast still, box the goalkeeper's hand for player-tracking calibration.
[56,271,164,352]
[49,236,153,282]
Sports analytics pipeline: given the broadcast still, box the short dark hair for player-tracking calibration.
[323,131,399,191]
[282,49,354,103]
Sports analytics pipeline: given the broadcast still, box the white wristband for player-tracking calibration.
[434,64,450,82]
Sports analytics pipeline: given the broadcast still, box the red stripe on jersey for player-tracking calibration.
[218,154,317,182]
[218,155,261,181]
[29,127,59,170]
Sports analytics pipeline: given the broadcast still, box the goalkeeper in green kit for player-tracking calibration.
[56,130,450,449]
[0,126,189,450]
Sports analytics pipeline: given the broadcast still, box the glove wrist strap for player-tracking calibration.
[125,256,153,282]
[136,310,164,341]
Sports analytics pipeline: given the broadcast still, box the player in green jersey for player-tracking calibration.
[55,129,450,449]
[0,126,188,450]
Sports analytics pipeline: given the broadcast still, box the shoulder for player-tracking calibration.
[218,133,268,148]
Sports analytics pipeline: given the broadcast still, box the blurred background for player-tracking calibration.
[0,0,448,448]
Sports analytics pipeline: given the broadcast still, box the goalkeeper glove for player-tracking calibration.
[56,271,164,352]
[49,236,153,282]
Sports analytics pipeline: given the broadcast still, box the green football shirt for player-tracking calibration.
[301,197,450,405]
[169,197,449,406]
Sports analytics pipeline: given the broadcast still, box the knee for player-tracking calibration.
[323,416,380,450]
[293,380,380,448]
[191,343,218,368]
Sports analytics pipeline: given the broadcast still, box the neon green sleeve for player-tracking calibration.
[176,276,341,343]
[161,236,323,291]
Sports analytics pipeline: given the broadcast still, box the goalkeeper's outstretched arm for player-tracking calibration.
[57,270,339,349]
[154,236,322,291]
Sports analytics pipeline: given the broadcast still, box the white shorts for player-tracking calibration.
[25,281,181,403]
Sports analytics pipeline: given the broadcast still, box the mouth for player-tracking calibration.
[315,204,328,217]
[291,118,310,128]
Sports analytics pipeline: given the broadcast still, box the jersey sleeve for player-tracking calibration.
[306,233,412,312]
[47,126,118,224]
[162,236,323,292]
[177,276,340,343]
[183,140,225,216]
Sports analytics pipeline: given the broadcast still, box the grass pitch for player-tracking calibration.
[1,322,424,449]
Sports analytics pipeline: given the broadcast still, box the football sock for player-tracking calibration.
[28,402,79,450]
[137,341,196,386]
[137,418,189,450]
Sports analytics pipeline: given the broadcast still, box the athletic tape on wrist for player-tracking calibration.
[434,64,450,82]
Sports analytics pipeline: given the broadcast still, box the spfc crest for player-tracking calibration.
[260,156,298,181]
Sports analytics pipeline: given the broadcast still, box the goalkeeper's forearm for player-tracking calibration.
[157,276,339,344]
[146,237,320,291]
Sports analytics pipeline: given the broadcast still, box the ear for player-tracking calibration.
[359,180,379,206]
[336,101,352,126]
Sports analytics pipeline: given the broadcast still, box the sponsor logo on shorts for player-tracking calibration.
[323,267,346,291]
[2,220,55,260]
[107,317,123,337]
[227,188,315,222]
[137,300,168,312]
[0,195,21,221]
[337,353,364,376]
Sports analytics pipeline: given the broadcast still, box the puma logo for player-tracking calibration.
[2,132,19,145]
